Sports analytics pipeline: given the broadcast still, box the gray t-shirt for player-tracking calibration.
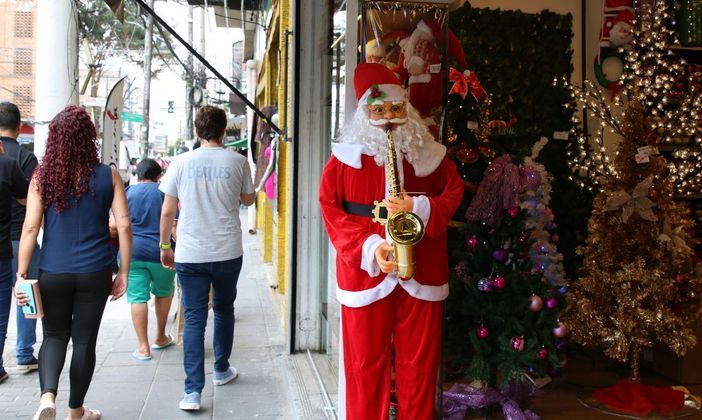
[159,147,255,263]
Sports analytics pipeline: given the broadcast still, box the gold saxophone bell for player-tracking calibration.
[378,126,424,280]
[387,211,424,280]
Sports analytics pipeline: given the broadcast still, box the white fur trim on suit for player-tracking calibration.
[412,195,431,226]
[331,141,445,178]
[399,278,449,301]
[332,143,365,169]
[337,275,449,307]
[358,83,408,106]
[337,275,399,308]
[409,73,432,84]
[361,234,385,277]
[338,316,346,420]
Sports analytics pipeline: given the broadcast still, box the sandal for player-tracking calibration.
[151,334,175,350]
[32,399,56,420]
[64,406,100,420]
[131,350,152,361]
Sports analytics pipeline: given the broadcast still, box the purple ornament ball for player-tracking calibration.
[493,276,507,289]
[546,297,559,310]
[529,295,544,312]
[547,366,562,378]
[477,277,494,292]
[466,236,479,249]
[476,326,490,340]
[553,322,568,338]
[556,340,567,353]
[492,248,509,264]
[521,167,542,190]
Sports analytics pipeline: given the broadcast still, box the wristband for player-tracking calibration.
[159,243,171,250]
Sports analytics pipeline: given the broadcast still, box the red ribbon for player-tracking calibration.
[449,67,487,100]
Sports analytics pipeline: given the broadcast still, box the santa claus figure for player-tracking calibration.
[603,9,635,47]
[401,19,467,136]
[319,63,464,419]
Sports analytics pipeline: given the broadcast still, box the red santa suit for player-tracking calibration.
[319,63,464,420]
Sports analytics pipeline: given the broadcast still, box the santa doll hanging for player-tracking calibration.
[401,19,468,137]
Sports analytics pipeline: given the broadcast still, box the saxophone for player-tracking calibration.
[373,127,425,280]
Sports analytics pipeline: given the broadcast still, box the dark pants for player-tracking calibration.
[175,257,242,394]
[38,269,112,409]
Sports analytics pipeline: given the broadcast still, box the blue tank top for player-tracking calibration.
[39,164,114,273]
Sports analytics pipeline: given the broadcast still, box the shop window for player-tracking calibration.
[14,86,32,116]
[14,11,33,38]
[14,48,32,76]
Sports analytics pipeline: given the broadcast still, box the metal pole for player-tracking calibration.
[132,0,281,134]
[141,0,155,158]
[199,6,207,91]
[186,5,194,142]
[34,0,79,159]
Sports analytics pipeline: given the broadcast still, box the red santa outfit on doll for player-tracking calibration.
[319,63,463,419]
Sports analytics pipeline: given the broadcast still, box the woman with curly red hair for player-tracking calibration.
[15,105,132,420]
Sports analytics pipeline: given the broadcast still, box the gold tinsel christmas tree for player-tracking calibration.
[561,1,702,381]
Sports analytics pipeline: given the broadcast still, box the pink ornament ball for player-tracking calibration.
[553,322,568,338]
[493,276,507,289]
[676,274,687,284]
[546,297,559,310]
[466,236,479,249]
[477,326,490,340]
[511,336,525,351]
[544,207,553,217]
[551,233,560,243]
[506,207,520,218]
[538,347,549,360]
[529,295,544,312]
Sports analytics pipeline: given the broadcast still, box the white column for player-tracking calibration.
[34,0,78,159]
[292,0,332,351]
[246,59,258,234]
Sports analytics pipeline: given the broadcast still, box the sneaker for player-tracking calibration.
[17,356,39,372]
[178,392,201,411]
[0,369,7,383]
[212,366,238,386]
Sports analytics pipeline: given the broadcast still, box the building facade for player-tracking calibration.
[0,0,37,119]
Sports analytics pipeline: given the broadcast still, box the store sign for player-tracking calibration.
[121,112,143,123]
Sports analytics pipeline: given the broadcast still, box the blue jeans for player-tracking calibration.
[0,259,12,372]
[11,240,39,363]
[176,257,242,394]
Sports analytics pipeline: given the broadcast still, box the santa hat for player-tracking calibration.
[412,19,468,70]
[354,62,407,105]
[611,9,635,28]
[604,0,634,12]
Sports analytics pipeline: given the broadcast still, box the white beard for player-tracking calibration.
[336,103,434,166]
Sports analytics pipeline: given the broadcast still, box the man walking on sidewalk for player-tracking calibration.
[0,102,39,372]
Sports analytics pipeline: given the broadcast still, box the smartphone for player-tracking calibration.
[16,280,43,318]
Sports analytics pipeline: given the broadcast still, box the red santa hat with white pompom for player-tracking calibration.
[354,62,407,106]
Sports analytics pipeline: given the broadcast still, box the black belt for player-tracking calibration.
[342,200,387,219]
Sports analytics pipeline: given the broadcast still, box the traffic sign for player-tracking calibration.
[121,112,143,123]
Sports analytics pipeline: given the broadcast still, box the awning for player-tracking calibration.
[225,138,248,149]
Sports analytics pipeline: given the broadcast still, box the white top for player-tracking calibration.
[159,147,255,263]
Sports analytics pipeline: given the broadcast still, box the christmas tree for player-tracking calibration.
[445,137,568,388]
[561,1,702,380]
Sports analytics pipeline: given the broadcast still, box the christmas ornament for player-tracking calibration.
[648,187,659,200]
[538,347,549,360]
[529,295,544,312]
[511,336,525,351]
[449,68,487,100]
[493,276,507,289]
[477,277,494,292]
[457,147,480,164]
[547,366,562,378]
[520,166,542,191]
[556,340,567,353]
[546,297,559,310]
[553,322,568,338]
[466,236,479,249]
[492,248,509,264]
[675,274,687,284]
[506,207,520,218]
[551,233,560,243]
[477,326,490,340]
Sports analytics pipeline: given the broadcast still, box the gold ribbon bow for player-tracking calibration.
[658,217,692,255]
[605,176,657,223]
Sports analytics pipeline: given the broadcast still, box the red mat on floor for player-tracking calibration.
[593,379,685,416]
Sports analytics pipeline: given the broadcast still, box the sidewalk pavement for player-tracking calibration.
[0,227,312,419]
